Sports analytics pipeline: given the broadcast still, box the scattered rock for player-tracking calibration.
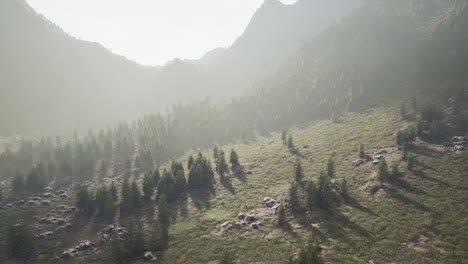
[143,251,158,262]
[245,214,259,224]
[371,160,379,165]
[237,213,246,220]
[302,144,310,149]
[243,170,253,175]
[263,197,277,208]
[221,221,235,232]
[352,159,365,167]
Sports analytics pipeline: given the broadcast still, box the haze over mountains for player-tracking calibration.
[0,0,352,135]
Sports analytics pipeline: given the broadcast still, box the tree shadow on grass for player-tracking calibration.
[344,196,377,216]
[412,169,449,187]
[219,175,235,194]
[388,190,431,212]
[289,148,305,158]
[174,192,189,219]
[393,178,430,196]
[189,186,215,211]
[232,165,247,183]
[325,211,372,239]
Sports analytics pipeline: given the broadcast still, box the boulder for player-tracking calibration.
[245,214,259,224]
[75,240,94,251]
[60,193,69,198]
[243,170,253,175]
[302,144,310,149]
[371,160,379,165]
[263,197,277,208]
[41,200,51,205]
[143,251,158,262]
[352,159,365,167]
[237,213,246,220]
[221,221,234,232]
[38,231,54,239]
[55,226,67,234]
[373,155,383,160]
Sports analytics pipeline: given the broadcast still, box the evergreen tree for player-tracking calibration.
[390,164,400,183]
[317,171,332,209]
[340,177,349,198]
[110,231,124,264]
[187,155,194,169]
[358,143,365,158]
[133,220,145,257]
[277,203,286,227]
[294,159,303,182]
[125,157,132,177]
[143,172,154,201]
[229,148,240,168]
[216,150,228,176]
[131,181,140,208]
[121,178,133,211]
[76,187,90,214]
[290,238,323,264]
[110,182,118,201]
[289,182,298,210]
[152,168,161,187]
[396,130,404,149]
[174,170,187,194]
[12,172,25,193]
[288,135,294,149]
[104,191,115,223]
[25,167,45,193]
[378,158,389,185]
[407,153,415,171]
[305,181,318,209]
[326,157,335,179]
[158,194,169,245]
[402,142,409,161]
[7,224,33,259]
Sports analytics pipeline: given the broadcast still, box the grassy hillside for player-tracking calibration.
[156,101,467,263]
[1,100,466,264]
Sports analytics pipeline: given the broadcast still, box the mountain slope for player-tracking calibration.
[0,0,162,134]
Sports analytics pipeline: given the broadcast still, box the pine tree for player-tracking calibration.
[317,171,331,209]
[390,164,400,183]
[187,155,194,169]
[134,221,145,257]
[131,181,140,209]
[121,178,133,211]
[378,158,389,185]
[216,150,228,176]
[326,157,335,179]
[305,181,318,209]
[277,203,286,226]
[158,195,169,245]
[150,220,163,251]
[290,238,323,264]
[407,153,415,171]
[143,172,154,201]
[134,155,141,169]
[294,159,303,182]
[358,143,365,158]
[174,170,186,194]
[289,182,298,210]
[229,149,240,168]
[104,191,115,223]
[7,223,33,258]
[110,182,118,201]
[340,177,349,198]
[110,231,124,264]
[76,187,90,214]
[12,172,25,193]
[288,135,294,149]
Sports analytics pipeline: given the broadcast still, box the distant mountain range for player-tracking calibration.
[0,0,353,134]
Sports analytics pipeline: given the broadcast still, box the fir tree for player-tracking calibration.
[229,148,240,168]
[76,187,90,214]
[358,143,365,157]
[378,158,389,185]
[326,157,335,179]
[305,181,318,209]
[7,223,33,259]
[110,231,124,264]
[110,182,118,201]
[288,135,295,149]
[289,182,298,210]
[12,172,25,193]
[158,194,169,245]
[340,177,349,198]
[294,159,303,182]
[317,171,332,209]
[121,178,133,211]
[277,203,286,227]
[131,181,140,209]
[143,172,154,201]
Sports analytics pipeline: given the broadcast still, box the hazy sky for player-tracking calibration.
[27,0,298,66]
